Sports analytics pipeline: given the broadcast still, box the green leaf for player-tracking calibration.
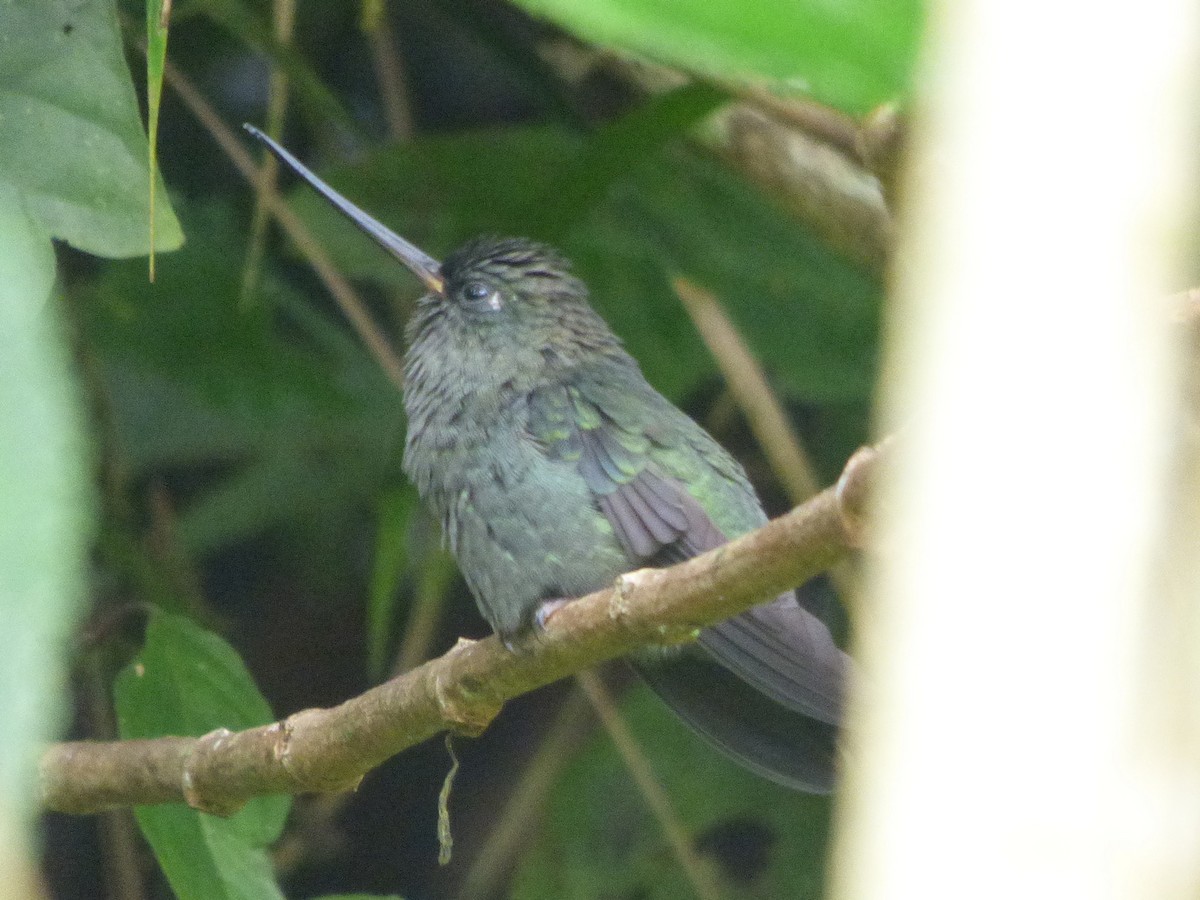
[146,0,172,279]
[591,149,881,403]
[510,0,923,114]
[0,183,92,844]
[0,0,183,256]
[115,611,292,899]
[124,805,286,900]
[512,685,832,898]
[312,895,403,900]
[522,82,729,240]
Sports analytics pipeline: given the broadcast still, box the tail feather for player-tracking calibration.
[634,649,841,793]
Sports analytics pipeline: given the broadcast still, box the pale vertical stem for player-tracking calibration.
[575,672,725,900]
[457,688,594,898]
[832,3,1200,900]
[391,550,454,676]
[364,3,414,142]
[673,277,822,502]
[239,0,297,305]
[163,61,406,389]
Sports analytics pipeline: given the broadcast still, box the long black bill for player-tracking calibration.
[243,123,444,294]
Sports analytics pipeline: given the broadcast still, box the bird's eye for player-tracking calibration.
[460,280,501,311]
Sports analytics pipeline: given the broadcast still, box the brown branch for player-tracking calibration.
[703,104,891,270]
[40,440,882,816]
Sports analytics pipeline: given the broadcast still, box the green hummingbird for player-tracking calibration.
[246,125,847,791]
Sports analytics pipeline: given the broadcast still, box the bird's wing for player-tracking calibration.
[527,374,700,559]
[528,371,846,724]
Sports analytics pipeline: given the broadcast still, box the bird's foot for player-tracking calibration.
[534,597,573,632]
[498,598,575,654]
[500,632,528,654]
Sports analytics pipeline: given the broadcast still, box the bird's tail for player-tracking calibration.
[633,649,841,793]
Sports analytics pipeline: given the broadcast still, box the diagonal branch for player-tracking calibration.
[39,442,882,817]
[162,59,407,390]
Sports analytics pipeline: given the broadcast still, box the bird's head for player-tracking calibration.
[245,125,627,376]
[432,235,587,325]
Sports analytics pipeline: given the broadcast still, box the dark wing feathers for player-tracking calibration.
[596,468,692,559]
[529,373,847,728]
[633,653,839,792]
[699,606,844,724]
[576,425,636,494]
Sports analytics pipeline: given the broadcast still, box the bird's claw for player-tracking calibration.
[498,598,573,654]
[534,597,572,633]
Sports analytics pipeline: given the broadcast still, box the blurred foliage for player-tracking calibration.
[513,685,832,898]
[78,200,406,557]
[0,185,92,864]
[6,0,921,896]
[511,0,921,114]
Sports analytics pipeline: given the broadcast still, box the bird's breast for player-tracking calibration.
[401,379,629,635]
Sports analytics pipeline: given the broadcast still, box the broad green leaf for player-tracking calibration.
[0,0,183,256]
[511,0,923,114]
[146,0,172,279]
[125,804,285,900]
[0,183,92,849]
[312,895,403,899]
[512,685,832,898]
[115,611,292,899]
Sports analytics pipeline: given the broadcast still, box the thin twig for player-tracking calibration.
[673,278,821,501]
[577,671,725,900]
[86,657,147,900]
[238,0,298,306]
[39,440,880,815]
[161,60,406,389]
[365,5,414,141]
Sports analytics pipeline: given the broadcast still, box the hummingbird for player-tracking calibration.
[246,124,848,791]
